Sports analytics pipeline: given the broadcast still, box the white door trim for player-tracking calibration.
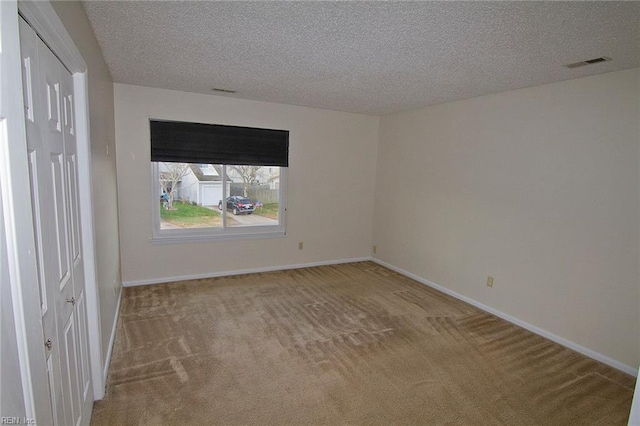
[630,369,640,425]
[1,1,46,420]
[12,1,104,409]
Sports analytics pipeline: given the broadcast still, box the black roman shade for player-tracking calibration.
[150,120,289,167]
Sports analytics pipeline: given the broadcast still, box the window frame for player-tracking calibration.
[150,162,287,244]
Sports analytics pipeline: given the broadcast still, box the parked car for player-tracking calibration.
[219,196,255,215]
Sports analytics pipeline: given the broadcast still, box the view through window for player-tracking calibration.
[156,162,282,232]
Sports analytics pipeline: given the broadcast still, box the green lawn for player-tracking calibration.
[254,203,279,220]
[161,201,222,228]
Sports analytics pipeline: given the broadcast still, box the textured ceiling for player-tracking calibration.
[83,1,640,115]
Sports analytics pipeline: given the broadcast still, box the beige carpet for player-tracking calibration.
[92,262,635,425]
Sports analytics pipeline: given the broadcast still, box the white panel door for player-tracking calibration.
[19,17,93,426]
[19,18,63,425]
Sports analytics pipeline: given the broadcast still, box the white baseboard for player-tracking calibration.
[103,285,122,384]
[372,258,638,377]
[122,257,373,287]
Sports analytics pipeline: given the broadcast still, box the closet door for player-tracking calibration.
[19,17,92,426]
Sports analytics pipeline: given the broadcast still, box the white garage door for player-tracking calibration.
[201,184,222,206]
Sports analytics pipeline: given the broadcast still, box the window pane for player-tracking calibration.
[157,162,224,230]
[223,165,280,227]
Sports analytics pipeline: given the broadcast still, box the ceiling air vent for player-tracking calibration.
[564,56,611,69]
[211,88,236,94]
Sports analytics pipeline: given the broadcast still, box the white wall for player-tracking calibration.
[373,68,640,369]
[51,1,122,365]
[178,168,199,204]
[114,84,379,283]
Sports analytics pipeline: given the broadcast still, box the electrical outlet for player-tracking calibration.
[372,245,377,254]
[298,241,303,250]
[486,276,494,288]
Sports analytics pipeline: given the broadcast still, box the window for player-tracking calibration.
[150,120,288,242]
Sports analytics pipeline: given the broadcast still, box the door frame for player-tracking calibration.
[1,0,104,420]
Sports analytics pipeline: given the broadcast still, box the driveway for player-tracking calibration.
[206,205,278,226]
[223,210,278,226]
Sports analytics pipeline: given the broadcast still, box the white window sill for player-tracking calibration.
[150,228,286,244]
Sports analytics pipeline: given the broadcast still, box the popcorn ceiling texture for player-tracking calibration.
[83,1,639,115]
